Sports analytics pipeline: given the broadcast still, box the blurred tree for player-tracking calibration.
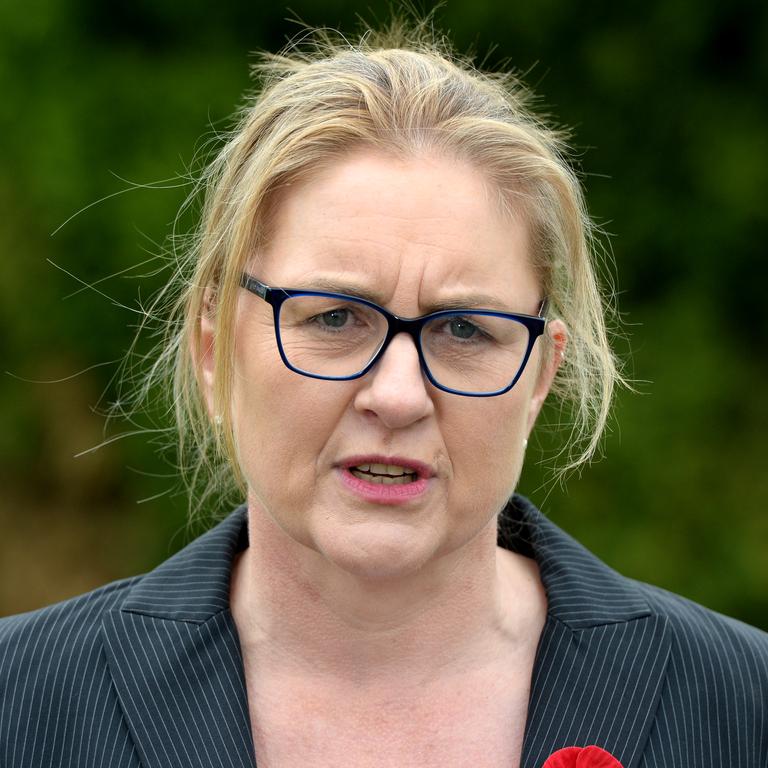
[1,0,766,625]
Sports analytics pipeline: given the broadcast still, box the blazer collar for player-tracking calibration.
[117,496,652,627]
[104,499,669,768]
[117,507,249,622]
[500,495,653,628]
[502,496,671,768]
[101,508,255,768]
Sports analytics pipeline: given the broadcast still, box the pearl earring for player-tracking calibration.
[523,438,528,450]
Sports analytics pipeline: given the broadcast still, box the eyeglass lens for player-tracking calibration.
[276,295,531,394]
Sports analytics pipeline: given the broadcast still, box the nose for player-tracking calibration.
[353,332,435,429]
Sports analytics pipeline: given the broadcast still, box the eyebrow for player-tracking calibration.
[300,278,385,305]
[295,277,515,314]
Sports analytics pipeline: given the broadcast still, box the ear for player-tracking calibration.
[526,319,567,435]
[196,288,217,418]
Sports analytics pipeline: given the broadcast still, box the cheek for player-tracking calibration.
[231,320,295,483]
[443,396,530,505]
[232,324,275,418]
[231,328,348,494]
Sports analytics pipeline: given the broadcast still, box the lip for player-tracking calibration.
[337,454,434,505]
[339,455,435,479]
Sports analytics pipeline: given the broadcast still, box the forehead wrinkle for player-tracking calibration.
[282,238,521,313]
[260,156,536,315]
[294,276,388,305]
[300,235,402,270]
[286,273,518,315]
[330,208,458,224]
[419,293,513,313]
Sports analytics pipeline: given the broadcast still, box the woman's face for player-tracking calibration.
[219,151,563,581]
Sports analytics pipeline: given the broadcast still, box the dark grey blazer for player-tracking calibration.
[1,496,766,767]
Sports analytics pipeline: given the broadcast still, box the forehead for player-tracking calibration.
[256,151,539,312]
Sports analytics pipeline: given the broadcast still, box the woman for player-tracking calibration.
[1,22,766,768]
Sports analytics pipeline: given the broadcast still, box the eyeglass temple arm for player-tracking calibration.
[240,273,269,300]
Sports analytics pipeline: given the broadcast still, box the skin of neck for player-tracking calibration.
[230,500,546,687]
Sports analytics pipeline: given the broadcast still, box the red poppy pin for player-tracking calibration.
[542,745,624,768]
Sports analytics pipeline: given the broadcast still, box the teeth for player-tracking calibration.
[349,461,419,484]
[372,463,413,476]
[351,462,416,477]
[350,469,414,484]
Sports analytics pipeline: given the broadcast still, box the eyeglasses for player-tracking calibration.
[240,273,548,397]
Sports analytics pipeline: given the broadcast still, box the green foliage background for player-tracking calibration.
[1,0,766,625]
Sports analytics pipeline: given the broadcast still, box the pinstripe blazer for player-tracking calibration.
[1,495,766,767]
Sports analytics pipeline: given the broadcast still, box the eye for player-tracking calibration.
[448,316,479,340]
[316,308,350,329]
[425,314,497,348]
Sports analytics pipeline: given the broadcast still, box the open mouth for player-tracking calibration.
[349,463,418,485]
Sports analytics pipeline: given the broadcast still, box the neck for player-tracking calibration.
[230,503,546,684]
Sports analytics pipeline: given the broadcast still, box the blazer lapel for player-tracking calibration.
[100,497,671,768]
[101,509,256,768]
[501,497,672,768]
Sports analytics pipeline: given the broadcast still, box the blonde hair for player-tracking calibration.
[144,20,624,508]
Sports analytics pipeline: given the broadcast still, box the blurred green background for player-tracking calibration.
[1,0,766,625]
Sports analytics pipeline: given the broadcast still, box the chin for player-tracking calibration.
[312,520,442,583]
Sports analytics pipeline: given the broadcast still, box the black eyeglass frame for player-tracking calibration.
[240,273,548,397]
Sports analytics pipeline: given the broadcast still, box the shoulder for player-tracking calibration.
[507,496,768,724]
[0,507,246,677]
[508,495,768,660]
[0,510,245,766]
[639,577,768,641]
[0,577,140,738]
[635,578,768,678]
[628,581,768,762]
[0,577,146,765]
[0,575,140,661]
